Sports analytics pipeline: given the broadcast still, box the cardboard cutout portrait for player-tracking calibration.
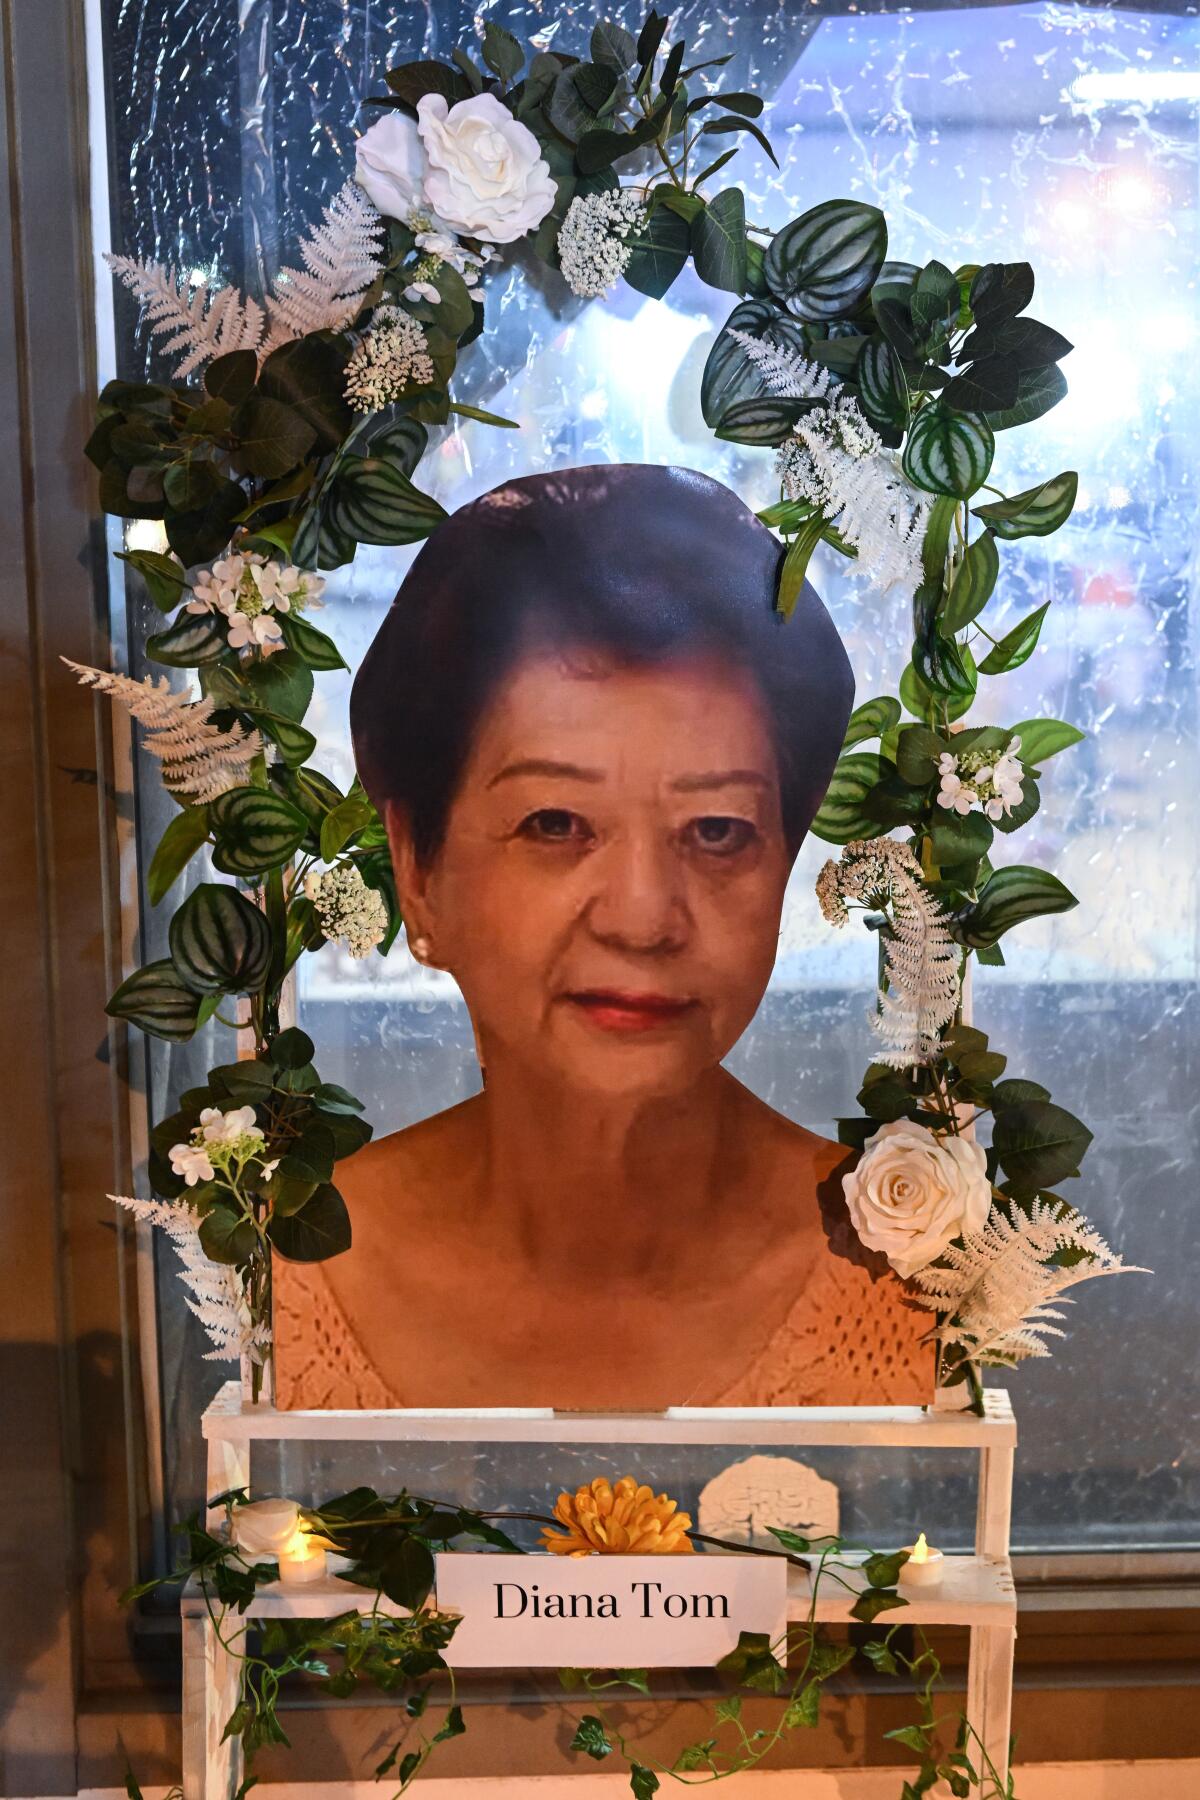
[274,465,932,1409]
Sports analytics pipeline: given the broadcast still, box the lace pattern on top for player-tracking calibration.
[273,1254,931,1410]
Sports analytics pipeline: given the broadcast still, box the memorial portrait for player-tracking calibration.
[274,463,933,1409]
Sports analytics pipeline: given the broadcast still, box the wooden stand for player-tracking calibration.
[183,1384,1017,1798]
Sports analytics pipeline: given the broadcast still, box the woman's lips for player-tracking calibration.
[563,989,699,1034]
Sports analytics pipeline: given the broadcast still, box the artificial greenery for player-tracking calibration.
[127,1486,1012,1798]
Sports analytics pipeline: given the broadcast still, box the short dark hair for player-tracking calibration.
[351,463,854,863]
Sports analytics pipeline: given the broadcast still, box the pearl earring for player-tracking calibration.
[411,934,431,962]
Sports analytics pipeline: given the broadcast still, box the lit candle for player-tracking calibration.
[277,1529,328,1587]
[897,1532,944,1591]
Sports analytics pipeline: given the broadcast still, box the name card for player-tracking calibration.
[435,1553,787,1668]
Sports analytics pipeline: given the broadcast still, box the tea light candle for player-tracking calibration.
[277,1529,328,1587]
[898,1532,944,1591]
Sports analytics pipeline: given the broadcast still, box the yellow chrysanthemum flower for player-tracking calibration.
[540,1476,695,1556]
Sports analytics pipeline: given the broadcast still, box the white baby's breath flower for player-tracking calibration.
[306,863,389,957]
[344,306,435,412]
[557,190,648,298]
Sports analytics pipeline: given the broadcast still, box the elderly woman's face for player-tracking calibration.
[394,651,793,1101]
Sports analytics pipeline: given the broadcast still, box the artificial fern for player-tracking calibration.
[105,256,265,378]
[110,1194,271,1362]
[730,328,839,402]
[64,658,262,803]
[910,1199,1144,1366]
[262,180,384,354]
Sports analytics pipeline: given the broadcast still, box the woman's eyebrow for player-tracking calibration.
[670,769,771,793]
[487,758,605,787]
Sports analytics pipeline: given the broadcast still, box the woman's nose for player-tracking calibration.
[584,834,690,953]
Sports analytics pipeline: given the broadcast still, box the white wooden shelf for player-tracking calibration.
[187,1382,1018,1799]
[202,1379,1016,1450]
[182,1552,1015,1633]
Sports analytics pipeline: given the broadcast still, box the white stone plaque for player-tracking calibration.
[435,1553,787,1669]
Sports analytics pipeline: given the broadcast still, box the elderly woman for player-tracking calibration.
[274,464,930,1409]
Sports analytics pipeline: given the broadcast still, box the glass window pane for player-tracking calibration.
[99,0,1199,1556]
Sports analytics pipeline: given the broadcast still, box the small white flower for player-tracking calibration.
[307,862,389,957]
[403,280,441,304]
[557,190,648,298]
[169,1142,215,1187]
[344,306,435,412]
[937,769,974,814]
[260,1158,279,1181]
[226,611,285,652]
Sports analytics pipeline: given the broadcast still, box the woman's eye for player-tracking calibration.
[517,808,594,847]
[684,816,759,856]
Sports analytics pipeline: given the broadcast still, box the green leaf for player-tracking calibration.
[116,548,186,612]
[106,958,205,1042]
[902,404,994,498]
[630,1766,660,1800]
[714,395,812,446]
[277,612,348,672]
[961,315,1072,370]
[784,1680,821,1729]
[766,1526,811,1554]
[269,1026,315,1069]
[969,261,1034,328]
[991,1077,1051,1108]
[255,711,317,769]
[972,471,1077,539]
[163,456,229,513]
[978,601,1049,675]
[843,695,901,749]
[592,20,637,70]
[912,630,977,705]
[327,458,448,547]
[242,648,313,723]
[776,515,825,618]
[147,804,210,905]
[940,354,1020,414]
[481,20,523,81]
[764,199,887,320]
[700,298,807,428]
[850,1588,908,1625]
[257,334,353,453]
[864,1550,910,1587]
[205,350,257,407]
[910,258,960,339]
[571,1716,614,1761]
[895,723,945,786]
[1011,717,1085,764]
[716,1629,785,1694]
[930,807,993,868]
[230,392,318,480]
[992,1101,1094,1194]
[691,188,748,295]
[940,532,999,633]
[165,480,247,566]
[448,401,519,430]
[145,610,228,668]
[886,1724,933,1754]
[209,786,309,877]
[810,753,890,845]
[431,1704,466,1745]
[376,1533,436,1610]
[984,363,1067,432]
[320,793,375,863]
[199,1201,258,1266]
[268,1182,352,1261]
[956,864,1077,947]
[624,204,691,299]
[922,495,956,583]
[856,335,909,444]
[169,882,273,995]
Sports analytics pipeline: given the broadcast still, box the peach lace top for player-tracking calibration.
[274,1249,932,1410]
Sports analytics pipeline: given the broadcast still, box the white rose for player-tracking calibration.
[355,112,429,221]
[231,1497,301,1559]
[842,1119,991,1278]
[416,93,556,245]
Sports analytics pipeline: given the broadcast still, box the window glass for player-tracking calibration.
[101,0,1199,1553]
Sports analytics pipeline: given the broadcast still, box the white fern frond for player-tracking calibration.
[910,1199,1146,1366]
[105,254,265,379]
[817,839,959,1067]
[729,329,839,403]
[111,1195,270,1363]
[63,658,263,803]
[262,181,384,354]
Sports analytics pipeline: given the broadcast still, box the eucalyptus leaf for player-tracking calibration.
[978,601,1050,675]
[993,1101,1093,1195]
[690,188,748,295]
